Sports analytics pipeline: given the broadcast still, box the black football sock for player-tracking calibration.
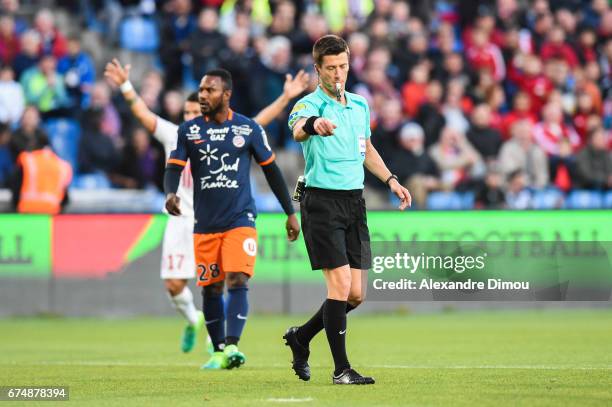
[297,301,356,346]
[225,286,248,345]
[202,290,225,352]
[323,299,350,376]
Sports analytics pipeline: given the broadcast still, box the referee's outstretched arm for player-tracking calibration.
[363,138,412,210]
[292,117,336,142]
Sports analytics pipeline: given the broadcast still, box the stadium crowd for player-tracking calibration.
[0,0,611,210]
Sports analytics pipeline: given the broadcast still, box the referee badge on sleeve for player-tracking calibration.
[288,103,306,129]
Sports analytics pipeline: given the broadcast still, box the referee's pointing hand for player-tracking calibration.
[314,118,336,136]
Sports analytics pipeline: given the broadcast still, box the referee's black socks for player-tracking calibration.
[323,299,350,375]
[297,301,356,347]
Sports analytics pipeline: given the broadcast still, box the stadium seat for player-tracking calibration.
[461,192,475,209]
[389,190,474,210]
[43,118,81,172]
[532,188,564,209]
[604,191,612,209]
[72,172,112,189]
[426,192,464,210]
[565,190,603,209]
[118,15,159,52]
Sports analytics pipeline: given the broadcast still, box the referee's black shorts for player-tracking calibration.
[300,187,372,271]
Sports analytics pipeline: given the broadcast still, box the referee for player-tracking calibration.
[283,35,411,385]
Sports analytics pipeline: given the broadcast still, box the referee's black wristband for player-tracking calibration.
[302,116,320,135]
[385,174,399,186]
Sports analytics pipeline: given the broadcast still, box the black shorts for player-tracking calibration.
[300,187,372,270]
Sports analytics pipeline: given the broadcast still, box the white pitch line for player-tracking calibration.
[266,398,314,403]
[3,361,612,370]
[371,364,612,370]
[4,361,200,367]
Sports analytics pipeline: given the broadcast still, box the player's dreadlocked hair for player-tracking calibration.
[204,68,233,91]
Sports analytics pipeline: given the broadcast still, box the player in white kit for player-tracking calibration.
[104,59,309,352]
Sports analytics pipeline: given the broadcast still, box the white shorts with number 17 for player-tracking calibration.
[160,215,196,280]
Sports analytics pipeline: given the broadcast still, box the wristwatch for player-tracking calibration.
[385,174,399,186]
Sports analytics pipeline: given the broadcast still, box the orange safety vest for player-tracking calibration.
[16,148,72,214]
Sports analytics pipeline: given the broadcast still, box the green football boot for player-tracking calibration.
[223,344,246,369]
[201,351,229,370]
[181,313,204,353]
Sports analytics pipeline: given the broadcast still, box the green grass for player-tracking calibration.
[1,310,611,406]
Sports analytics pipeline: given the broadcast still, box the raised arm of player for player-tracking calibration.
[253,70,309,127]
[104,58,157,133]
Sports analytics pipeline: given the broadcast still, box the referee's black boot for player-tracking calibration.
[283,326,311,381]
[332,368,375,385]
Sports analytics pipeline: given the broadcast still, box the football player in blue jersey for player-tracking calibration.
[165,69,300,369]
[106,59,308,355]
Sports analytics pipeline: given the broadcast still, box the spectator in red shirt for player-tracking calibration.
[401,61,428,118]
[465,27,505,82]
[34,9,67,59]
[501,91,537,141]
[533,102,581,156]
[540,25,579,68]
[0,15,19,65]
[200,0,224,7]
[573,92,598,146]
[532,101,581,191]
[576,26,598,64]
[508,53,553,115]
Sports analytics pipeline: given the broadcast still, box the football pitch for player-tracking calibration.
[1,310,611,406]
